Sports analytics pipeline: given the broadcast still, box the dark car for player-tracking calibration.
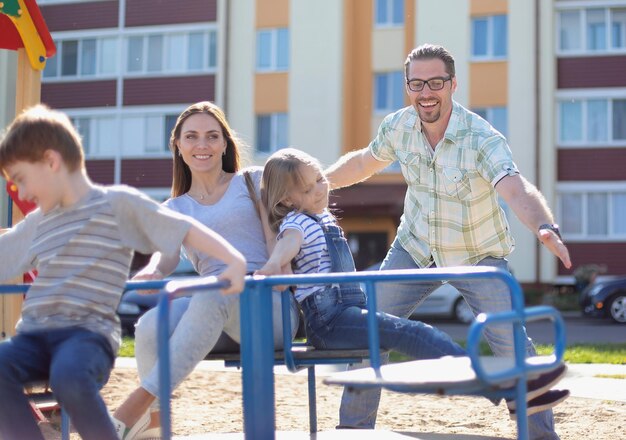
[579,276,626,324]
[117,258,196,335]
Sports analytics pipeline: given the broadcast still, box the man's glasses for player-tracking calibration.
[406,75,453,92]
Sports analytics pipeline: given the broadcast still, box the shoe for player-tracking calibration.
[111,411,151,440]
[135,426,162,440]
[509,389,570,419]
[506,363,567,409]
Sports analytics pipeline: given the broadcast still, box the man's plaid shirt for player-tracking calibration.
[370,101,518,268]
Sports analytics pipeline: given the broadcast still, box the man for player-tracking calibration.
[325,44,571,439]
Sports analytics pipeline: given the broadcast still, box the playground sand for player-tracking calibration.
[40,365,626,439]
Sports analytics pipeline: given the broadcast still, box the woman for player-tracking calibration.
[111,102,299,439]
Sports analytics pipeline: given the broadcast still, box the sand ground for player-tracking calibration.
[39,362,626,439]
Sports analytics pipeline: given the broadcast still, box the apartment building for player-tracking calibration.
[37,0,223,201]
[7,0,621,285]
[552,1,626,279]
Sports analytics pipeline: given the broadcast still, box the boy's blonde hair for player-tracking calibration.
[0,104,84,173]
[261,148,324,232]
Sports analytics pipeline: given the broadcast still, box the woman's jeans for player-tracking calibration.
[0,328,116,440]
[301,286,465,360]
[338,239,559,440]
[135,288,299,408]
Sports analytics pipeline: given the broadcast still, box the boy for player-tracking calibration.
[0,105,246,440]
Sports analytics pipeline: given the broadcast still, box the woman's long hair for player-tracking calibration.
[169,101,242,197]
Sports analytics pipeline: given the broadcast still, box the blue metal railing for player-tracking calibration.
[155,266,565,440]
[0,266,566,440]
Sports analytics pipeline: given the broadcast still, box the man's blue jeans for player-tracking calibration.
[338,240,559,440]
[0,328,116,440]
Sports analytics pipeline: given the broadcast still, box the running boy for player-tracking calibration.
[0,105,246,440]
[256,148,568,422]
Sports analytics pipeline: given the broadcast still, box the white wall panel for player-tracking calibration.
[372,28,405,71]
[415,0,470,107]
[226,0,256,156]
[507,0,537,282]
[289,0,344,166]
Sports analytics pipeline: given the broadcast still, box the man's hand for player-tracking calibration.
[538,229,572,269]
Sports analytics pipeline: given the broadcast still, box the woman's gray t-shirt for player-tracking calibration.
[164,167,267,276]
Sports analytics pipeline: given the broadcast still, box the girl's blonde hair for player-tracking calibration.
[261,148,324,232]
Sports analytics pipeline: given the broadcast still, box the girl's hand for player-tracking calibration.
[255,262,292,291]
[255,261,283,277]
[218,256,247,295]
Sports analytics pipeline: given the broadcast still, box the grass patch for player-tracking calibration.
[595,374,626,379]
[539,343,626,365]
[389,342,626,365]
[120,336,626,366]
[119,336,135,358]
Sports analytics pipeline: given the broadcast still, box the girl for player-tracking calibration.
[257,148,568,416]
[257,148,466,357]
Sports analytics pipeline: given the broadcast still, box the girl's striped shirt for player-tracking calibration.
[278,209,335,302]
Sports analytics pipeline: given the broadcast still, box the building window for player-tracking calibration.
[256,113,288,153]
[375,0,404,27]
[44,37,119,79]
[65,111,181,157]
[559,10,582,51]
[471,15,507,59]
[125,31,218,75]
[68,116,116,156]
[557,7,626,54]
[71,117,91,154]
[374,71,405,113]
[256,28,289,72]
[558,97,626,145]
[472,107,508,138]
[121,114,180,154]
[164,114,178,149]
[558,189,626,240]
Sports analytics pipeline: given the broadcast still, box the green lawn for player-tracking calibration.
[120,336,626,365]
[388,342,626,365]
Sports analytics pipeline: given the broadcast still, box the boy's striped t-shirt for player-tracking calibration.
[278,210,334,302]
[0,185,192,353]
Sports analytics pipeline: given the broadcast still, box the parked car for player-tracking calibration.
[117,257,196,335]
[364,262,473,323]
[409,283,473,324]
[579,276,626,324]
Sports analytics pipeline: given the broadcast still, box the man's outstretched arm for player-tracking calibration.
[496,174,572,269]
[325,147,391,190]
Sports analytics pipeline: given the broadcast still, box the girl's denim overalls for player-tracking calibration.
[299,216,465,360]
